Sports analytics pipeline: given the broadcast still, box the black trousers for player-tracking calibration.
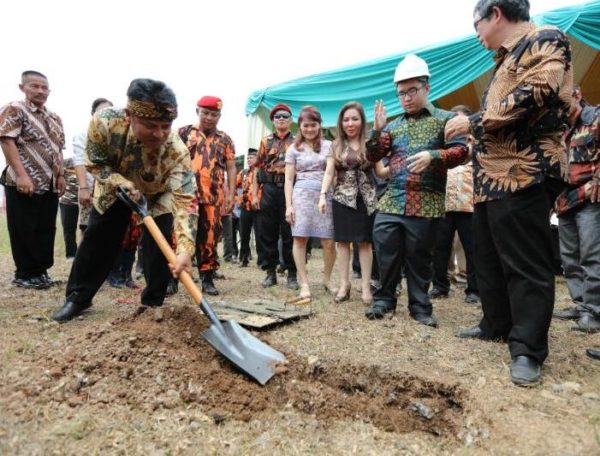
[222,214,238,260]
[65,200,173,307]
[5,186,58,279]
[474,184,555,363]
[432,212,478,295]
[60,203,80,258]
[239,207,256,262]
[373,213,439,316]
[256,183,295,273]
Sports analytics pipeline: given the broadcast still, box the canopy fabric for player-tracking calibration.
[246,0,600,131]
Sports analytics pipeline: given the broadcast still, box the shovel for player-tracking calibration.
[116,186,286,385]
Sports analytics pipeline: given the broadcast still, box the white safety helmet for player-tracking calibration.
[393,54,430,83]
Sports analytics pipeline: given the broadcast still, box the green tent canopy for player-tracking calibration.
[245,0,600,145]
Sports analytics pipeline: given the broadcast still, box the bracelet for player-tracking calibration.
[79,187,89,190]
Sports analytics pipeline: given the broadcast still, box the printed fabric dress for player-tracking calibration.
[285,140,334,239]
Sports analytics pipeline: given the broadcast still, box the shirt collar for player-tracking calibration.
[400,102,436,119]
[275,130,292,140]
[495,22,535,60]
[192,124,223,138]
[24,99,46,114]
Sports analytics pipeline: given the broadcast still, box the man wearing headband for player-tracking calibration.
[178,96,236,296]
[52,78,198,322]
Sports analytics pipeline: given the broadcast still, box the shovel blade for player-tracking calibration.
[203,320,286,385]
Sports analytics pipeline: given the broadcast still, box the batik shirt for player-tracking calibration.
[255,131,294,176]
[179,125,235,206]
[86,108,198,256]
[555,105,600,216]
[333,144,377,215]
[468,23,573,203]
[59,157,79,206]
[0,100,64,193]
[366,103,468,217]
[445,162,474,213]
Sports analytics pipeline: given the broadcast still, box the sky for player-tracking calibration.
[0,0,589,163]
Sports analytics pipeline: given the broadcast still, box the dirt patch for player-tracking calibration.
[4,305,464,439]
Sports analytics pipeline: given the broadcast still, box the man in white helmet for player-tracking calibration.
[365,54,468,327]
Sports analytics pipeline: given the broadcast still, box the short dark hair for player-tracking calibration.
[451,104,474,116]
[21,70,47,83]
[126,78,177,107]
[91,98,113,115]
[474,0,530,23]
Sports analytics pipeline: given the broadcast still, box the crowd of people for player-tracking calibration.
[1,0,599,387]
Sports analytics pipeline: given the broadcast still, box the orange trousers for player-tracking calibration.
[196,204,222,272]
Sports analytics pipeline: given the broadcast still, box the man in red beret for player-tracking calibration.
[178,96,236,295]
[251,103,298,289]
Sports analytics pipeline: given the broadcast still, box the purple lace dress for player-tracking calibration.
[285,140,334,238]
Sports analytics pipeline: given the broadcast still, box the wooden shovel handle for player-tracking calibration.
[142,215,202,305]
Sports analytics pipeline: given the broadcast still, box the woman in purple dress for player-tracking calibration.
[285,106,336,300]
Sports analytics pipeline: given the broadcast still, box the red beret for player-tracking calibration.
[197,96,223,110]
[269,103,292,120]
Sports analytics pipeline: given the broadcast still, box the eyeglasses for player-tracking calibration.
[396,86,423,99]
[273,114,291,120]
[473,14,489,31]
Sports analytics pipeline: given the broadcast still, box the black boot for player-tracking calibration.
[262,269,277,288]
[202,271,219,296]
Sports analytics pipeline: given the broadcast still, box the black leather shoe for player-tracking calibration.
[287,273,299,290]
[464,292,480,304]
[52,301,92,322]
[586,348,600,360]
[40,272,61,287]
[412,314,438,328]
[457,325,484,339]
[12,277,51,290]
[576,313,600,333]
[262,270,277,288]
[510,355,541,386]
[202,272,219,296]
[428,287,448,299]
[365,303,394,320]
[553,306,582,320]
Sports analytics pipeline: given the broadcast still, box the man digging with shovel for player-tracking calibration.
[52,78,198,322]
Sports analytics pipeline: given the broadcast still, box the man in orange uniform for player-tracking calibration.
[179,96,236,295]
[252,104,298,289]
[238,148,259,267]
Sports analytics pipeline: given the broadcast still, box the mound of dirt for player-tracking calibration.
[11,304,466,438]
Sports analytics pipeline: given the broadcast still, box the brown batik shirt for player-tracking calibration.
[0,100,65,193]
[468,22,573,203]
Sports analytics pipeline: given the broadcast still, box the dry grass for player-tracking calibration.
[1,213,600,455]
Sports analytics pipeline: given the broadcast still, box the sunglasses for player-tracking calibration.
[273,113,291,120]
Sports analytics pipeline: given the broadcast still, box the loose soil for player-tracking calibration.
[1,239,600,455]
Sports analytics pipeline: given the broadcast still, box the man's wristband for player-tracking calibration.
[79,187,89,190]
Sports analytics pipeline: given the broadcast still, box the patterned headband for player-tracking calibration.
[127,99,177,121]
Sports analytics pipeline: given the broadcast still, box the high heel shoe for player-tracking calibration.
[323,282,338,296]
[334,283,351,303]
